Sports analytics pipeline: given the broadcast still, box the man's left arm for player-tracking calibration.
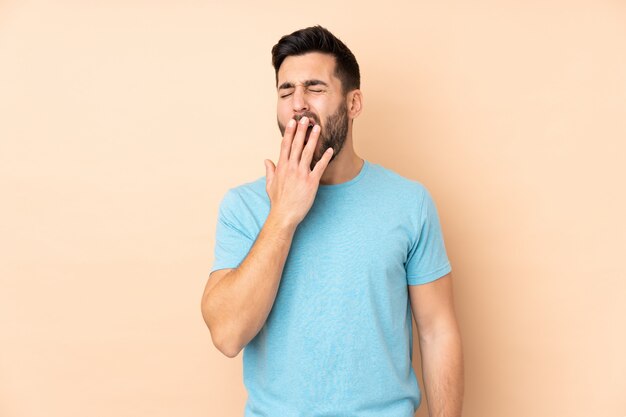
[409,272,464,417]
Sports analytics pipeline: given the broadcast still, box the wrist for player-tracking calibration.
[265,211,298,236]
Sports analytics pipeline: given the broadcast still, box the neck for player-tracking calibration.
[319,131,363,186]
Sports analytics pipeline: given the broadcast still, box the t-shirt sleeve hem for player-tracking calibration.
[209,263,240,275]
[406,263,452,286]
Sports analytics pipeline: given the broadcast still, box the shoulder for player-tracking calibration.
[217,176,270,229]
[220,175,268,207]
[368,161,429,201]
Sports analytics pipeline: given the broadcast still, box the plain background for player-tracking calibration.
[1,1,625,416]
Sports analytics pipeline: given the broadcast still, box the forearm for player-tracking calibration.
[419,329,465,417]
[204,212,297,357]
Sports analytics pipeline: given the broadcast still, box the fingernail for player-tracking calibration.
[300,116,308,124]
[313,125,320,132]
[288,119,296,127]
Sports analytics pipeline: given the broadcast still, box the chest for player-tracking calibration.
[282,196,413,292]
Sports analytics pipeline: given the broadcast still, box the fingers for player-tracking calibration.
[311,147,334,179]
[299,123,320,170]
[288,116,310,162]
[264,159,275,188]
[277,115,328,178]
[278,118,296,166]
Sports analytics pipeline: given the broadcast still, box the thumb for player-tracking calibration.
[264,159,275,185]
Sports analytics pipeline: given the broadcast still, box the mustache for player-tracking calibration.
[293,112,319,125]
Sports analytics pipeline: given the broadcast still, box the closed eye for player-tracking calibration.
[279,87,325,98]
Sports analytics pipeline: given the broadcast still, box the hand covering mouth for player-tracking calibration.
[293,115,317,143]
[294,114,317,126]
[304,124,314,143]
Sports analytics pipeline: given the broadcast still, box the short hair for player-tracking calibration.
[271,25,360,95]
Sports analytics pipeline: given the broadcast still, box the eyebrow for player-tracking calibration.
[277,79,329,90]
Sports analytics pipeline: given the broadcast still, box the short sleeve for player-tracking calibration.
[405,186,452,285]
[210,189,255,274]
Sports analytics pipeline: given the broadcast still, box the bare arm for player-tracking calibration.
[201,116,333,358]
[201,213,297,357]
[409,273,464,417]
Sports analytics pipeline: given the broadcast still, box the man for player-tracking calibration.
[201,25,464,417]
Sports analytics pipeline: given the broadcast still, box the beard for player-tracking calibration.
[277,101,349,171]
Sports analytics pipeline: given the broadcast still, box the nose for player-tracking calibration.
[292,86,309,113]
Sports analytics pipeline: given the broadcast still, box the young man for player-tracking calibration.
[201,25,464,417]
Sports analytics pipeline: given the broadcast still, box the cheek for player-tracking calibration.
[277,104,292,121]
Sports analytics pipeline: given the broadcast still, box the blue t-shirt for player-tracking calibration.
[210,159,452,417]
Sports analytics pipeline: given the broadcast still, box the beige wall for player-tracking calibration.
[1,1,624,416]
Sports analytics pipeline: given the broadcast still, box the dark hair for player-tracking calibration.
[271,25,360,95]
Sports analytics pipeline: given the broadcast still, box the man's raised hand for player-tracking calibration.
[264,116,334,228]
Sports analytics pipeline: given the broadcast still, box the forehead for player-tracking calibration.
[277,52,340,87]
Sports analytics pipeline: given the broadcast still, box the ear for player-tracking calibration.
[346,89,363,119]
